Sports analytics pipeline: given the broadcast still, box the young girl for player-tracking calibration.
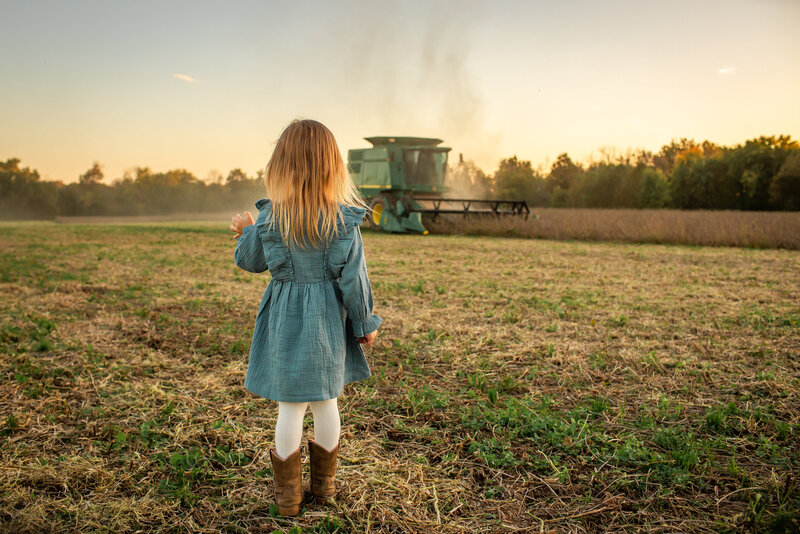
[229,120,381,516]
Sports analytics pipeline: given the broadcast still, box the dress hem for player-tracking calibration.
[244,371,371,402]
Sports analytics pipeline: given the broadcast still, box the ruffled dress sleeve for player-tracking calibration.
[233,199,270,273]
[338,215,383,338]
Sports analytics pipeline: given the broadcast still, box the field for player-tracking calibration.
[1,221,798,533]
[427,209,800,250]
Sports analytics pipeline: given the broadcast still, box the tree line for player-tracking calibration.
[2,134,798,220]
[0,163,266,220]
[450,135,800,211]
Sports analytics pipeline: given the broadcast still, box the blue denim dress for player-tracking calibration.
[234,199,382,402]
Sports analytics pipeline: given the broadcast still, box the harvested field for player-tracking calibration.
[53,212,234,224]
[1,221,798,533]
[427,208,800,250]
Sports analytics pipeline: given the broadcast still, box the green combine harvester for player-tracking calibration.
[348,136,529,234]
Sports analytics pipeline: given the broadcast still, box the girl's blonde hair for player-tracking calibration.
[264,119,366,248]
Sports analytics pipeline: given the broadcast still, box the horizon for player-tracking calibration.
[8,131,798,185]
[2,0,798,184]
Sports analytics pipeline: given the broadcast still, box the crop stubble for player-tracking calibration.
[0,221,798,533]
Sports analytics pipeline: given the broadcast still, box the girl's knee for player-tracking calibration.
[309,398,338,415]
[278,401,309,417]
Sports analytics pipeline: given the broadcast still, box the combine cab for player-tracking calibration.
[348,136,529,234]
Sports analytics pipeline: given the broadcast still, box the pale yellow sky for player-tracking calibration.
[1,0,798,183]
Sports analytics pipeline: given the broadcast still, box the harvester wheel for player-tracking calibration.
[368,194,391,231]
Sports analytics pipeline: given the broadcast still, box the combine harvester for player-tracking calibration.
[348,136,529,234]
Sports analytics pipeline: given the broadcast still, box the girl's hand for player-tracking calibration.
[358,330,377,347]
[230,211,255,239]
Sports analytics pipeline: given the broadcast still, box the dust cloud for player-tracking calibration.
[325,1,501,183]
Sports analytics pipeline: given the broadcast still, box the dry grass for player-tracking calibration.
[427,209,800,249]
[54,212,235,224]
[1,221,798,533]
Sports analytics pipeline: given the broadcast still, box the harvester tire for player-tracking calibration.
[368,194,391,231]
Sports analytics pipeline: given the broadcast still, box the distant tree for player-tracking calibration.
[79,162,104,184]
[725,135,799,210]
[550,186,568,208]
[581,165,618,207]
[60,162,113,216]
[547,153,581,193]
[0,158,58,219]
[0,158,38,199]
[654,139,719,176]
[670,152,709,209]
[769,151,800,210]
[654,138,695,175]
[590,146,640,167]
[493,156,549,206]
[562,174,589,207]
[617,165,648,208]
[703,154,737,209]
[637,168,671,208]
[226,168,250,185]
[120,167,204,214]
[634,149,655,168]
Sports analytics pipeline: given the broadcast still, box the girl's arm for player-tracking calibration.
[233,212,268,273]
[339,227,382,340]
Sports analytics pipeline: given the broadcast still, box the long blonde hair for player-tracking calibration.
[264,119,365,248]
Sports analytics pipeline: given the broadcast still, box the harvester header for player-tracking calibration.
[348,136,529,234]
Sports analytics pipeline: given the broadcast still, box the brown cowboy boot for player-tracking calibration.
[307,439,338,503]
[269,447,303,516]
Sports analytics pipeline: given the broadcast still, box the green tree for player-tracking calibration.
[562,174,589,207]
[226,168,250,185]
[614,165,647,208]
[703,154,736,209]
[669,149,742,210]
[79,162,104,184]
[493,156,549,206]
[581,165,617,207]
[725,135,799,210]
[670,152,709,209]
[769,151,800,210]
[547,153,581,192]
[0,158,58,219]
[637,168,671,208]
[63,162,113,215]
[580,164,642,208]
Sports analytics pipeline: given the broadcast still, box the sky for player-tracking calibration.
[2,0,799,183]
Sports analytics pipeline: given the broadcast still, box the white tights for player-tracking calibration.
[274,398,340,459]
